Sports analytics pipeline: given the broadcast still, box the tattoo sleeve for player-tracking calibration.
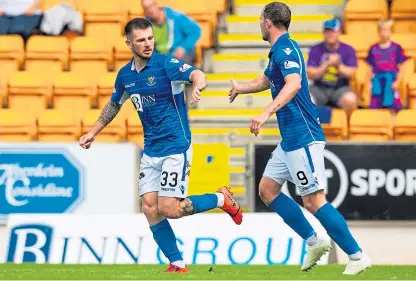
[98,101,121,126]
[180,198,195,216]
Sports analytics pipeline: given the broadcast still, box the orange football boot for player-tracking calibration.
[217,186,243,225]
[164,264,189,273]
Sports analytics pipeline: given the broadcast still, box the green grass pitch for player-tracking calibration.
[0,265,416,280]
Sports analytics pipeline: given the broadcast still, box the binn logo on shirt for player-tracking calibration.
[130,94,156,112]
[130,94,143,112]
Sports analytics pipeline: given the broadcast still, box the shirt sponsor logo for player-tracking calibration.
[284,60,300,69]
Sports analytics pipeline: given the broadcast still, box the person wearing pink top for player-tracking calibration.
[365,20,408,110]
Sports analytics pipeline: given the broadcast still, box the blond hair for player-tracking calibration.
[379,19,393,29]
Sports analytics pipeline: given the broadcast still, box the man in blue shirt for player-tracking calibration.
[79,18,242,273]
[229,2,370,275]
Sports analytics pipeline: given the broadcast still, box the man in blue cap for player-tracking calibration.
[307,18,358,116]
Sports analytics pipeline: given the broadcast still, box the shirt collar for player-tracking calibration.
[130,53,155,72]
[269,33,290,55]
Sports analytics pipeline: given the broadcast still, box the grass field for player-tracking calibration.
[0,265,416,280]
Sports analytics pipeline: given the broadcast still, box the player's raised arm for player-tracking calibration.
[79,73,126,149]
[229,74,270,103]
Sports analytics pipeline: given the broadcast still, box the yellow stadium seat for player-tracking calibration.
[354,60,372,107]
[0,79,6,107]
[408,73,416,109]
[391,0,416,33]
[7,71,51,119]
[344,0,388,36]
[339,35,373,60]
[188,143,230,195]
[122,0,144,19]
[97,72,117,108]
[25,36,69,81]
[198,21,214,49]
[394,109,416,141]
[81,109,126,142]
[0,35,24,81]
[76,0,127,48]
[41,0,77,10]
[114,36,131,71]
[160,0,217,27]
[70,37,112,83]
[321,109,348,141]
[0,110,36,142]
[126,110,144,147]
[53,72,96,121]
[349,109,393,141]
[38,109,80,142]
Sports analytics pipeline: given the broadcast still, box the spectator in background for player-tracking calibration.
[141,0,201,64]
[0,0,43,40]
[366,20,407,110]
[307,18,357,115]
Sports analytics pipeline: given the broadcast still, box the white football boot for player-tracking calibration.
[343,253,372,275]
[301,235,332,271]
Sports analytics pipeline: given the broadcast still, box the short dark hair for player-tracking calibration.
[263,2,291,30]
[124,18,153,38]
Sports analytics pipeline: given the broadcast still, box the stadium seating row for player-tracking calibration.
[344,0,416,35]
[1,108,416,143]
[40,0,225,50]
[0,34,207,84]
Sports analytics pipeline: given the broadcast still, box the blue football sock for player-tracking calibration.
[150,219,182,263]
[188,194,218,214]
[270,193,316,240]
[315,202,361,255]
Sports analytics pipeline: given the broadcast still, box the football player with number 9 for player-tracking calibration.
[228,2,371,275]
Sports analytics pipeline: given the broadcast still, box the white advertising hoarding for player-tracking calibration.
[0,143,139,223]
[4,213,330,265]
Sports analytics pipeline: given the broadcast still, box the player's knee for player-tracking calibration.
[259,178,281,205]
[302,190,327,214]
[142,202,158,217]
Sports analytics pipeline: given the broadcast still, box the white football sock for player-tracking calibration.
[216,193,225,207]
[172,260,186,268]
[306,233,318,246]
[349,250,363,261]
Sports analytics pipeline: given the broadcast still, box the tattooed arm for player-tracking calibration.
[79,101,122,149]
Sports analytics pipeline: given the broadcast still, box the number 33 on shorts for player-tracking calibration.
[138,146,192,198]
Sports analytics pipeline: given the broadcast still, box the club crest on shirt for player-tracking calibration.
[147,76,156,86]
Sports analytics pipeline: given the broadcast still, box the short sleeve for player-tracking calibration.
[164,56,196,82]
[396,44,408,65]
[365,46,375,68]
[344,45,357,67]
[277,47,302,78]
[307,46,321,67]
[111,71,128,104]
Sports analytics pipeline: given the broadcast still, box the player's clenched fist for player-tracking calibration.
[79,132,95,149]
[190,81,206,105]
[229,78,240,103]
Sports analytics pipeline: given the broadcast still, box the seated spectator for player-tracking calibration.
[366,20,407,110]
[307,18,357,115]
[141,0,201,64]
[0,0,43,40]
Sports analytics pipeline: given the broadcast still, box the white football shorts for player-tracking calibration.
[138,145,192,198]
[263,142,326,197]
